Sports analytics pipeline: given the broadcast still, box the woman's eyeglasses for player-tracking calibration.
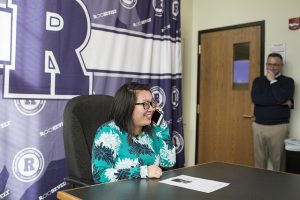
[135,100,158,110]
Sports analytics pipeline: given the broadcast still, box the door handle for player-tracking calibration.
[243,104,255,118]
[243,114,254,118]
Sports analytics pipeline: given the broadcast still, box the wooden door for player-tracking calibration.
[197,22,264,166]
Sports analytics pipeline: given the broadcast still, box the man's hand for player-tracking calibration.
[147,165,162,178]
[266,70,275,81]
[281,100,293,108]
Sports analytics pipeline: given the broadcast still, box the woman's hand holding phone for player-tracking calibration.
[152,109,163,125]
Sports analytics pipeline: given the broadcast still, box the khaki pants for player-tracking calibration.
[252,122,289,171]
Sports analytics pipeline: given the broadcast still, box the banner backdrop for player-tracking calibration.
[0,0,184,199]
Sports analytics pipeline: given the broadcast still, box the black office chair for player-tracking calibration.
[63,94,114,187]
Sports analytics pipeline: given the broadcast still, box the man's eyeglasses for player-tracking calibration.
[135,100,158,110]
[266,63,282,68]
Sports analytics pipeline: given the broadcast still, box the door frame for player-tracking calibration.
[195,21,265,164]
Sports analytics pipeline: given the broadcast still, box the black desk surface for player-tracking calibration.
[57,162,300,200]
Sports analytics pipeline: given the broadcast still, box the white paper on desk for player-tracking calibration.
[159,175,230,193]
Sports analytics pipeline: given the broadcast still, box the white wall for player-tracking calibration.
[181,0,300,167]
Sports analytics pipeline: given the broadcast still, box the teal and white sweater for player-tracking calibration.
[91,120,176,183]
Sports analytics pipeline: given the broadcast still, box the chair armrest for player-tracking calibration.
[64,177,94,188]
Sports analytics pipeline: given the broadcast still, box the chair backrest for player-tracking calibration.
[63,94,114,183]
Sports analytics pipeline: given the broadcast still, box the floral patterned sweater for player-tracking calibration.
[91,120,176,183]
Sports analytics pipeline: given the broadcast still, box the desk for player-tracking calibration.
[57,162,300,200]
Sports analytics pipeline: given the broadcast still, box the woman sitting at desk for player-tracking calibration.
[91,82,176,183]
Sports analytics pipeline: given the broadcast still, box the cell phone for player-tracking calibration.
[152,110,163,125]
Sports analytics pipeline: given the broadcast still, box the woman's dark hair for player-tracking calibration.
[110,82,153,136]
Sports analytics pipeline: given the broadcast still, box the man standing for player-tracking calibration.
[251,52,295,171]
